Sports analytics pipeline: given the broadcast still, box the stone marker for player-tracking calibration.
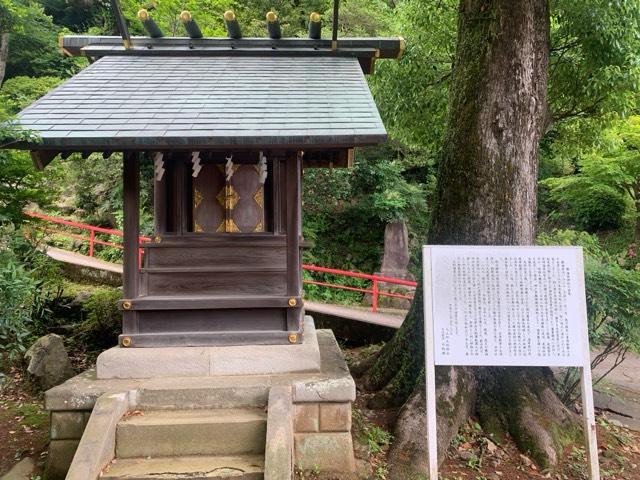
[371,220,415,309]
[25,334,74,390]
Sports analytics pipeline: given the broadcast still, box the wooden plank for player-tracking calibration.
[143,235,289,247]
[122,151,140,334]
[146,270,287,296]
[30,150,58,171]
[121,295,302,310]
[138,308,288,334]
[62,35,405,59]
[304,301,404,329]
[141,266,287,274]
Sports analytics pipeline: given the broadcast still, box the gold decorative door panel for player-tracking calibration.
[193,162,266,233]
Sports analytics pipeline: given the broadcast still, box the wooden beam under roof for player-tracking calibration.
[61,35,405,62]
[30,151,59,171]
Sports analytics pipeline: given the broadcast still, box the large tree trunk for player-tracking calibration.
[0,32,9,86]
[358,1,580,477]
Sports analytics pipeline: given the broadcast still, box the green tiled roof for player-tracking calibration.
[16,55,387,150]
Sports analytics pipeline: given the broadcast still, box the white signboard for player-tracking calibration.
[430,247,586,367]
[422,246,599,480]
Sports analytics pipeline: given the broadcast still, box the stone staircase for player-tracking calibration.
[101,408,267,479]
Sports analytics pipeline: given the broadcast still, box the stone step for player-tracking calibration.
[101,454,264,479]
[116,409,267,458]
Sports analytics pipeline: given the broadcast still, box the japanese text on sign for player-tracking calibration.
[429,247,587,367]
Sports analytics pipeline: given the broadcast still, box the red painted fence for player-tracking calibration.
[25,212,417,312]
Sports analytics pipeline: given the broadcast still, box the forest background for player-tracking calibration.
[0,0,638,404]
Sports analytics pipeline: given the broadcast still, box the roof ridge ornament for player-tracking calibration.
[224,10,242,39]
[180,11,203,39]
[138,9,164,38]
[308,12,322,40]
[266,11,282,40]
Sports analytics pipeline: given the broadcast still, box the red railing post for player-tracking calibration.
[89,229,95,257]
[372,278,379,313]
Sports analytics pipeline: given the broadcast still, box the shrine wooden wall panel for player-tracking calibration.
[138,309,287,333]
[144,244,286,269]
[144,271,287,296]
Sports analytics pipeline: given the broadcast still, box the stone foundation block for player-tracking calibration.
[319,403,351,432]
[294,404,319,433]
[294,432,355,473]
[97,317,320,379]
[50,411,88,440]
[46,439,80,480]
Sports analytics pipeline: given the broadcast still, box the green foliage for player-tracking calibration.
[0,125,52,226]
[0,75,63,225]
[538,229,640,401]
[0,75,62,116]
[541,116,640,234]
[544,180,626,231]
[76,287,121,350]
[303,143,431,296]
[543,0,640,159]
[40,0,111,32]
[2,0,80,80]
[370,0,456,150]
[0,228,61,360]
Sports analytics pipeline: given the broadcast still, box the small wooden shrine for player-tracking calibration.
[10,8,403,348]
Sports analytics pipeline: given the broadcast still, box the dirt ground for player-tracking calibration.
[1,348,638,480]
[0,367,48,478]
[296,347,640,480]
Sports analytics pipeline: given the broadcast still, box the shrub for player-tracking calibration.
[0,231,60,361]
[76,288,122,350]
[538,229,640,401]
[543,180,627,232]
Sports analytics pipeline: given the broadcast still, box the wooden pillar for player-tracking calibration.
[122,151,140,336]
[285,151,302,334]
[174,155,189,234]
[154,155,167,235]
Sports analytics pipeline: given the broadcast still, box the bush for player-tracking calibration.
[0,253,41,360]
[0,229,61,361]
[542,179,627,232]
[76,288,122,350]
[538,229,640,401]
[572,185,627,231]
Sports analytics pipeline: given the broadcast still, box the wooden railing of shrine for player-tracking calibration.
[25,212,417,312]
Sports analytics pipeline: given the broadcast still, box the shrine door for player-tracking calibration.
[192,160,266,233]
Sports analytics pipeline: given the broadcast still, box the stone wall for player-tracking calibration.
[293,402,355,472]
[47,410,91,479]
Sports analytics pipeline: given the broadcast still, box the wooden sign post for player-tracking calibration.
[422,246,600,480]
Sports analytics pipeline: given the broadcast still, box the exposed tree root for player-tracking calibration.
[476,367,580,468]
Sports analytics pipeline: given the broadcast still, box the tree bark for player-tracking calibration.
[358,1,581,477]
[0,32,8,86]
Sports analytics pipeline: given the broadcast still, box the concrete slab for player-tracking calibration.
[45,369,141,411]
[96,317,321,379]
[47,326,354,413]
[101,454,264,480]
[66,392,131,480]
[1,457,35,480]
[116,409,266,458]
[264,387,293,480]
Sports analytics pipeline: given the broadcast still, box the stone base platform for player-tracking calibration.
[97,316,321,379]
[45,321,356,479]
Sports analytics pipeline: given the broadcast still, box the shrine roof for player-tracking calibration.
[15,55,387,150]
